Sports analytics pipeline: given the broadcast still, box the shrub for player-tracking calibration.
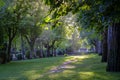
[64,53,68,56]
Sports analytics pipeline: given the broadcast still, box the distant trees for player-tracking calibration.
[0,1,20,62]
[0,0,48,62]
[1,0,81,63]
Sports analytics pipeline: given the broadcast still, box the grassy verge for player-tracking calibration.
[0,54,120,80]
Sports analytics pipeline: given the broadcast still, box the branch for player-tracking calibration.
[24,35,31,45]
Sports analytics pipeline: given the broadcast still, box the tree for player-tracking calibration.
[107,23,120,72]
[0,0,41,61]
[1,0,32,62]
[40,29,55,57]
[0,24,7,64]
[20,19,42,58]
[100,0,120,72]
[1,8,19,62]
[0,0,9,63]
[101,29,108,62]
[19,0,48,58]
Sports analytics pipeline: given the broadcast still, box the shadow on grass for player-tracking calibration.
[36,54,120,80]
[0,54,120,80]
[0,57,67,80]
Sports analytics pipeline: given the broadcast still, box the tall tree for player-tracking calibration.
[101,29,108,62]
[19,0,48,58]
[107,23,120,72]
[3,0,30,62]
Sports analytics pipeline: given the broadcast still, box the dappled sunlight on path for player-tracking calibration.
[41,54,93,76]
[37,54,120,80]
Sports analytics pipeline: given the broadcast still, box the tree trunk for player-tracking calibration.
[7,27,17,62]
[0,43,7,64]
[40,42,43,58]
[29,41,35,59]
[0,52,7,64]
[53,48,56,57]
[98,40,102,55]
[21,34,25,59]
[94,44,98,53]
[47,45,50,57]
[51,46,54,57]
[24,36,36,59]
[0,28,7,64]
[106,23,120,72]
[101,29,108,62]
[29,44,34,59]
[7,39,12,62]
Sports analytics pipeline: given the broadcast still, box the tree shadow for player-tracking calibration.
[0,54,120,80]
[0,57,67,80]
[36,54,120,80]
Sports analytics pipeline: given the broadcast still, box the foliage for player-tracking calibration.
[43,0,120,31]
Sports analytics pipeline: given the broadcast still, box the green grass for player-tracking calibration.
[0,54,120,80]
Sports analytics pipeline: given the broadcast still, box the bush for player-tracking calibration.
[64,53,68,56]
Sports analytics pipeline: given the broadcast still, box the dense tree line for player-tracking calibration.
[0,0,81,64]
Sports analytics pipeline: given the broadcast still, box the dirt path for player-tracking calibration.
[44,58,78,75]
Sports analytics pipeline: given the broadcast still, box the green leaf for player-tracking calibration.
[44,16,51,22]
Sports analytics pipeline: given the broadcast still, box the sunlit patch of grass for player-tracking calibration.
[23,70,40,80]
[78,72,95,79]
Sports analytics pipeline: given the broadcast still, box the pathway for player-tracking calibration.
[42,57,79,77]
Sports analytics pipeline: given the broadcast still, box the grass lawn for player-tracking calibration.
[0,54,120,80]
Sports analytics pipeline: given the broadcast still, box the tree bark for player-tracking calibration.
[90,39,98,53]
[0,43,7,64]
[0,28,7,64]
[97,40,102,55]
[101,29,108,62]
[53,48,56,57]
[24,35,36,59]
[7,27,17,62]
[7,38,13,62]
[21,34,25,59]
[40,42,43,58]
[46,44,51,57]
[106,23,120,72]
[29,44,34,59]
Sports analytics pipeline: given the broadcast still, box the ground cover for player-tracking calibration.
[0,54,120,80]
